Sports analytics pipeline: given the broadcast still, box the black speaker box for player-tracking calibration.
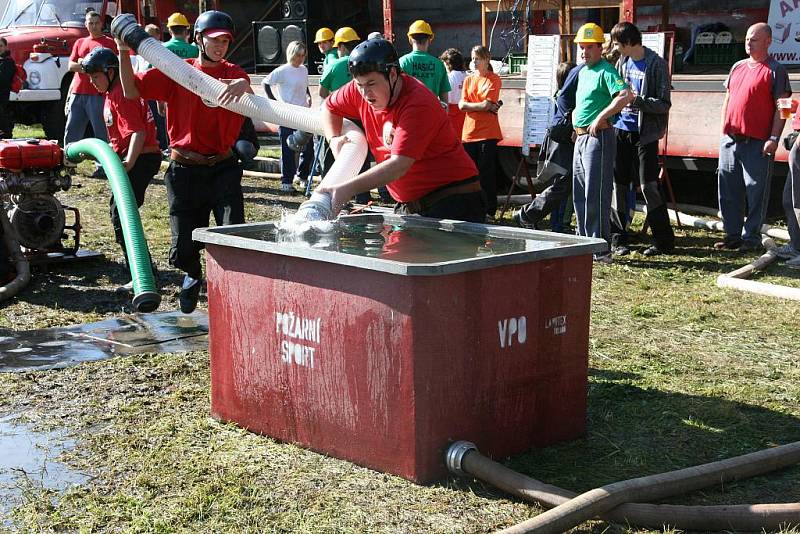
[253,20,325,74]
[282,0,308,19]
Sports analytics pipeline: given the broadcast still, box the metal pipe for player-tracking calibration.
[445,441,800,532]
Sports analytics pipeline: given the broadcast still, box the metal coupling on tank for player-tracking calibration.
[110,14,150,52]
[445,440,478,476]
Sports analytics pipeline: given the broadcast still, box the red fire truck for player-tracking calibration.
[0,0,209,140]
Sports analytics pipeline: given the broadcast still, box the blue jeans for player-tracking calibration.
[786,141,800,251]
[64,93,108,145]
[717,135,773,245]
[573,128,616,247]
[279,126,312,185]
[147,100,168,151]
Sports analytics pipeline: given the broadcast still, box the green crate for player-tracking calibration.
[509,54,527,74]
[694,43,746,65]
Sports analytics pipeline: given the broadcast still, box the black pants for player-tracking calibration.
[611,130,674,251]
[394,178,487,223]
[165,156,244,280]
[0,101,13,139]
[520,135,574,224]
[463,139,499,216]
[109,152,162,264]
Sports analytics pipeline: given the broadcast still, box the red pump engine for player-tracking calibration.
[0,139,79,254]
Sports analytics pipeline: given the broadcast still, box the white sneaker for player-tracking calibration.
[786,255,800,269]
[593,252,613,264]
[773,243,800,259]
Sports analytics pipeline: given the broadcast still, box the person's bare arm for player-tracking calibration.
[589,89,634,136]
[115,39,140,99]
[317,155,413,213]
[123,131,146,171]
[218,78,251,106]
[720,91,730,136]
[68,58,83,73]
[320,103,344,141]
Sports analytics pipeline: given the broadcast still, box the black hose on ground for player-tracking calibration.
[0,209,31,302]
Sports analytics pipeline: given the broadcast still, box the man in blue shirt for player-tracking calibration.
[609,21,674,256]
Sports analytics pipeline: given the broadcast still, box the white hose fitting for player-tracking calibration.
[112,14,367,222]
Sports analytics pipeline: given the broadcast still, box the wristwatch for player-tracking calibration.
[769,135,779,142]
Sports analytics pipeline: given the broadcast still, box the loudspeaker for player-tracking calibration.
[253,20,323,74]
[282,0,307,19]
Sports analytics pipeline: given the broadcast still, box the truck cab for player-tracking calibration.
[0,0,201,141]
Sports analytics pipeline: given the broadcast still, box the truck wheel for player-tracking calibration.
[41,97,66,144]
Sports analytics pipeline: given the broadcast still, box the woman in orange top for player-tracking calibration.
[459,45,503,219]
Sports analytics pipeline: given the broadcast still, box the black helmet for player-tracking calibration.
[194,10,234,38]
[82,47,119,74]
[348,38,400,77]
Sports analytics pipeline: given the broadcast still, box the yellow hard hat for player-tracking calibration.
[574,22,605,43]
[334,27,360,47]
[167,12,190,28]
[407,19,434,38]
[314,27,334,43]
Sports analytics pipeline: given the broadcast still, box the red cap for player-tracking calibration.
[204,28,232,39]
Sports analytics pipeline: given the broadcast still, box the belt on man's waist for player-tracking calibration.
[574,120,611,136]
[728,133,756,143]
[170,148,234,166]
[402,176,481,214]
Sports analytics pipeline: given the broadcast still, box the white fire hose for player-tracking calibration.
[111,14,367,223]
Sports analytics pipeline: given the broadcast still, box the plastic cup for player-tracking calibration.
[778,98,795,120]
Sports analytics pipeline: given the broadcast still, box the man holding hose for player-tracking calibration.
[318,38,485,222]
[116,10,251,313]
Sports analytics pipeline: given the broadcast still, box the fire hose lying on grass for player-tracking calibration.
[111,14,367,224]
[446,441,800,532]
[637,203,800,301]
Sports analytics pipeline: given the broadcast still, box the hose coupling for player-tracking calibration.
[445,441,478,476]
[110,14,150,52]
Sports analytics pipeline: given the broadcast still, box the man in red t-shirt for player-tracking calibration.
[84,46,161,293]
[319,38,485,222]
[65,11,117,152]
[716,22,791,252]
[117,10,251,313]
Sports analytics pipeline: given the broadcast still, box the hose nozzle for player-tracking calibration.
[110,14,150,52]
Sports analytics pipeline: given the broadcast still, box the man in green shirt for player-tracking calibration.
[398,19,450,104]
[164,12,199,59]
[319,27,360,98]
[315,27,338,72]
[571,22,633,263]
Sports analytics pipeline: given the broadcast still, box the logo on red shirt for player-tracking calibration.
[382,121,395,148]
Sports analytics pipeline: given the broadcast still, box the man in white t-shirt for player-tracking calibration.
[264,41,313,193]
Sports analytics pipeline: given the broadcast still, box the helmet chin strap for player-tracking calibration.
[386,68,399,109]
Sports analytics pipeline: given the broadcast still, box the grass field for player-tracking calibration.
[1,128,799,533]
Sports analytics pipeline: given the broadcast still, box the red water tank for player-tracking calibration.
[0,139,63,172]
[196,216,605,484]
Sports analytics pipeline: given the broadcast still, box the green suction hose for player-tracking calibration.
[66,138,160,313]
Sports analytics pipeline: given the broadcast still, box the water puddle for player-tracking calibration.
[0,414,89,524]
[0,310,209,372]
